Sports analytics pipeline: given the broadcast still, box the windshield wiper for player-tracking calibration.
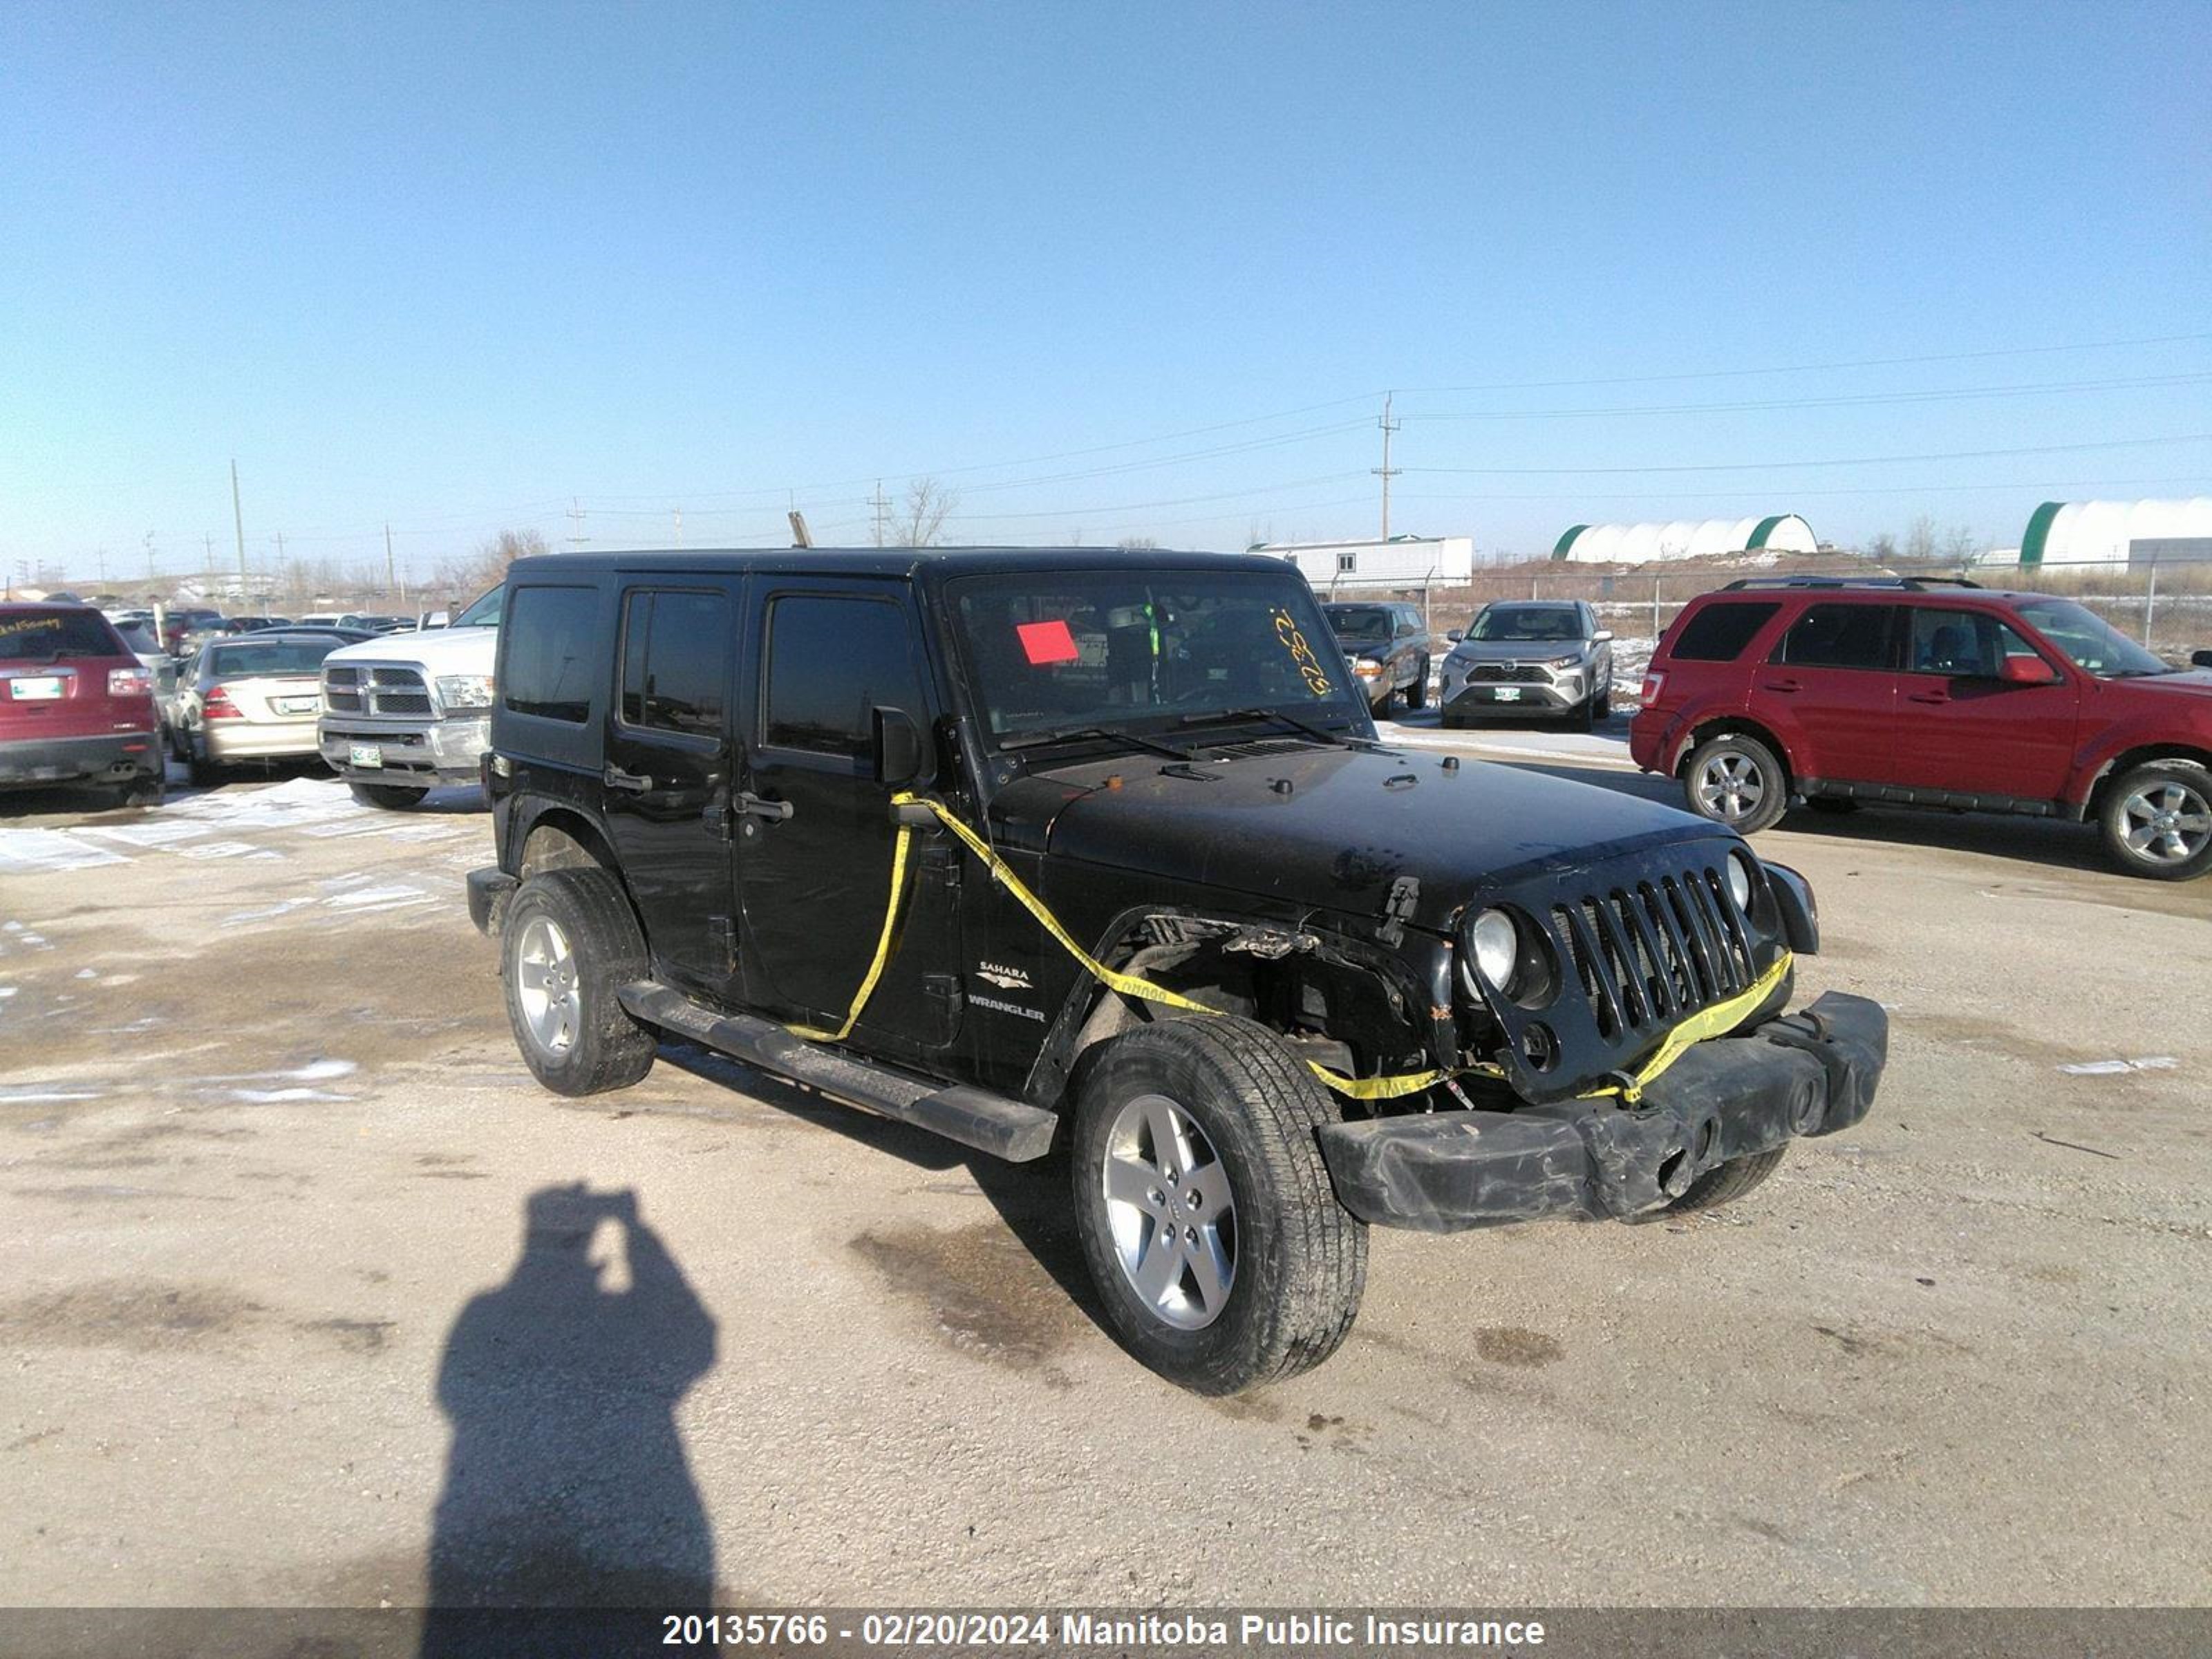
[1001,724,1193,761]
[1178,706,1376,749]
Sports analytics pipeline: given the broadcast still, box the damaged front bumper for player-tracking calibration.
[1318,991,1886,1231]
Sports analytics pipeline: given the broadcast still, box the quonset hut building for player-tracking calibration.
[2014,498,2212,568]
[1550,514,1817,563]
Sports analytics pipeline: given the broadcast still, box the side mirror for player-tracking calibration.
[1446,628,1464,644]
[1999,655,2061,686]
[1592,629,1615,644]
[872,706,925,786]
[2192,649,2212,670]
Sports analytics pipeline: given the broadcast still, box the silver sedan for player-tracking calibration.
[169,631,352,785]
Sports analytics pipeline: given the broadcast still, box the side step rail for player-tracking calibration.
[616,980,1059,1163]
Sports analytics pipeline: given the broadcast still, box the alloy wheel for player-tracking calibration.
[1100,1092,1237,1331]
[2119,779,2212,865]
[1696,752,1766,823]
[513,915,581,1056]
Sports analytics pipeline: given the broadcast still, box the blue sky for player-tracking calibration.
[3,1,2206,585]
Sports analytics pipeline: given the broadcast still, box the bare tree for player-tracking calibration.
[1116,536,1159,552]
[1904,515,1938,561]
[1864,532,1899,563]
[1939,524,1980,565]
[894,478,957,547]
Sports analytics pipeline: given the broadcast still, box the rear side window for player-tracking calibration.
[1,610,122,661]
[501,585,597,723]
[1773,603,1896,670]
[1669,601,1779,662]
[619,589,729,736]
[763,594,925,759]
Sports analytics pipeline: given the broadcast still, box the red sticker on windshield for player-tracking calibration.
[1016,619,1080,665]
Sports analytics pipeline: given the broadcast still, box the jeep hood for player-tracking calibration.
[993,744,1730,934]
[322,626,497,673]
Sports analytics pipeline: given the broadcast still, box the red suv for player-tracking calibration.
[1631,577,2212,881]
[1,603,165,807]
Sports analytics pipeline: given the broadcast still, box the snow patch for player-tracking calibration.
[2058,1057,2178,1076]
[0,832,127,875]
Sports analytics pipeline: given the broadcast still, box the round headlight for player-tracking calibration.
[1727,851,1756,912]
[1468,908,1519,991]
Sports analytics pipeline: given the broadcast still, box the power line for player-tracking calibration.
[1397,474,2212,503]
[1403,433,2212,476]
[1402,371,2212,422]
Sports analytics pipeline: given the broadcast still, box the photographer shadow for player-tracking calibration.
[422,1183,716,1651]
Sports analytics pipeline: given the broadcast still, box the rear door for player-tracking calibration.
[1887,604,2080,800]
[734,577,954,1053]
[602,579,747,997]
[1754,601,1902,784]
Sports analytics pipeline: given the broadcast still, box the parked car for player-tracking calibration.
[1631,576,2212,880]
[160,607,227,654]
[466,547,1886,1394]
[170,630,354,785]
[354,614,413,634]
[1438,600,1615,731]
[297,612,366,630]
[0,602,163,805]
[223,615,296,632]
[1320,600,1432,713]
[318,585,500,807]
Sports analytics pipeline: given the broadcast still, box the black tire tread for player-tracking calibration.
[2097,761,2212,883]
[1074,1016,1367,1392]
[500,867,657,1096]
[1665,1144,1788,1215]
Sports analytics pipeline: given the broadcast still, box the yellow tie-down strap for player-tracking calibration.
[792,789,1793,1106]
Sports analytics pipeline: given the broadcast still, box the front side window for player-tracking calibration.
[953,570,1360,742]
[1774,603,1896,670]
[1469,604,1583,643]
[501,585,597,723]
[762,594,926,758]
[1904,608,2047,678]
[2012,597,2168,678]
[619,590,728,736]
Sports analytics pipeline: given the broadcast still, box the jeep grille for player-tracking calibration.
[1551,864,1755,1042]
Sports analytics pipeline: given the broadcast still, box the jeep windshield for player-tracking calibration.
[2014,597,2170,677]
[950,570,1364,745]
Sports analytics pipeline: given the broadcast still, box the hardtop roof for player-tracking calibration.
[505,545,1291,583]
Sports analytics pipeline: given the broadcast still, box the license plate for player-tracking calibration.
[276,696,317,715]
[348,743,384,768]
[1492,686,1521,702]
[9,676,64,701]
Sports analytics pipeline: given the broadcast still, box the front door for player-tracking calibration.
[1887,605,2081,800]
[602,579,746,995]
[735,579,953,1053]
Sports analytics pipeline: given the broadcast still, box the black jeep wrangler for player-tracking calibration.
[468,548,1886,1393]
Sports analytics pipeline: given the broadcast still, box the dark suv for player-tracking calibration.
[468,548,1886,1392]
[1632,577,2212,880]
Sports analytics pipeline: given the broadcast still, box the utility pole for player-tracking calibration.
[1373,393,1401,544]
[144,532,157,588]
[384,523,397,599]
[673,507,682,547]
[565,498,589,549]
[230,459,248,601]
[869,481,891,548]
[274,532,286,616]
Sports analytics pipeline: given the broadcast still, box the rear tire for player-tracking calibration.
[500,868,657,1096]
[185,738,222,789]
[1683,731,1790,835]
[1663,1145,1788,1215]
[2098,762,2212,882]
[1069,1016,1367,1394]
[350,781,429,809]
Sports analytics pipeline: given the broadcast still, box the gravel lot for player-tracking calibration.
[1,733,2206,1610]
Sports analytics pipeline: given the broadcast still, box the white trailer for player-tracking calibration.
[1253,535,1477,592]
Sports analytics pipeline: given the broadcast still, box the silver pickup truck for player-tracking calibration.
[316,588,500,807]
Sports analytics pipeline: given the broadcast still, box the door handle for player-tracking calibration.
[1908,691,1950,705]
[1759,678,1803,693]
[603,764,652,794]
[735,791,794,823]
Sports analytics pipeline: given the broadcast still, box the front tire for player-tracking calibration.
[350,780,429,809]
[500,868,657,1096]
[1663,1145,1788,1215]
[1405,657,1429,710]
[2099,762,2212,881]
[1070,1017,1366,1394]
[1683,731,1790,835]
